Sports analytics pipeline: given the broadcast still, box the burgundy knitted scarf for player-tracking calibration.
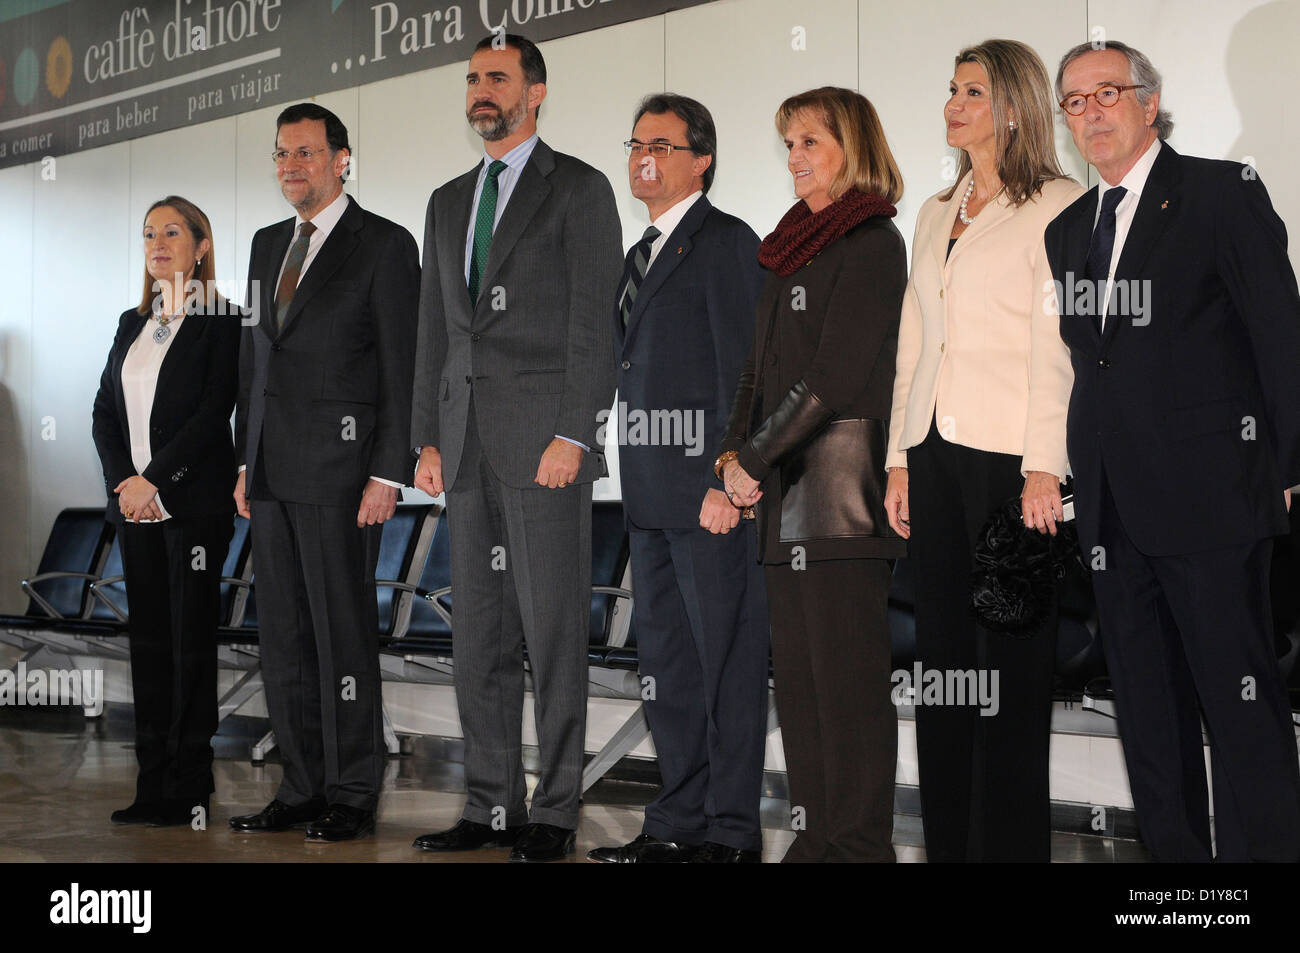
[758,189,897,276]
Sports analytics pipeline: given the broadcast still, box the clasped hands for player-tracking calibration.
[115,475,162,522]
[698,458,762,535]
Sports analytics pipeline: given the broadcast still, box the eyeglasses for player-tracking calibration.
[624,140,693,158]
[1058,84,1143,116]
[271,148,332,164]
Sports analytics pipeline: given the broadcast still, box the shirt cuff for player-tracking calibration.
[370,476,404,489]
[554,434,590,452]
[238,465,246,473]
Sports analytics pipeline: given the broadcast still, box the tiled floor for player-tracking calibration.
[0,704,1149,863]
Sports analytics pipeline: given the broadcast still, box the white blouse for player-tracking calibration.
[120,314,185,521]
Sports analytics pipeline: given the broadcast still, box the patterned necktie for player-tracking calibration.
[1085,186,1127,334]
[273,221,316,335]
[469,159,508,304]
[619,225,661,326]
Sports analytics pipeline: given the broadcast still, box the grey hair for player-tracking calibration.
[1055,40,1174,139]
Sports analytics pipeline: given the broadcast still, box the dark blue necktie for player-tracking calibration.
[619,226,661,326]
[1085,186,1127,333]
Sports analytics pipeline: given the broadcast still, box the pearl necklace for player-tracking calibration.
[958,178,978,226]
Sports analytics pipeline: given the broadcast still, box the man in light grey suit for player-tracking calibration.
[409,33,621,862]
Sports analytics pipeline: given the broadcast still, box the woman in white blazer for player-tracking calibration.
[883,39,1083,862]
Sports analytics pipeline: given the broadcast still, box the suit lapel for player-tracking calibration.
[930,178,961,278]
[114,312,149,426]
[945,188,1016,278]
[478,141,555,299]
[1063,190,1100,344]
[623,196,711,352]
[154,309,199,397]
[257,220,293,342]
[448,166,478,309]
[1102,145,1179,349]
[1112,143,1179,285]
[278,195,361,339]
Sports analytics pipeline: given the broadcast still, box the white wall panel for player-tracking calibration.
[28,143,132,567]
[0,163,36,609]
[666,0,860,238]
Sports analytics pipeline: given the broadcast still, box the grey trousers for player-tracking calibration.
[446,403,592,829]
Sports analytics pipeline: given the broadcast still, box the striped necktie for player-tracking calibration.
[273,221,316,334]
[619,225,661,326]
[469,159,508,304]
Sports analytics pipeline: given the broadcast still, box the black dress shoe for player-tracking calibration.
[412,818,521,852]
[228,797,326,832]
[305,804,375,842]
[587,833,699,863]
[147,799,209,828]
[111,801,162,825]
[688,841,761,863]
[509,822,576,863]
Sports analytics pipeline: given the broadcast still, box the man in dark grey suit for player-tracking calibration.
[230,103,419,842]
[409,34,621,862]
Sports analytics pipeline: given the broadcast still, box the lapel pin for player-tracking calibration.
[677,247,683,254]
[1160,200,1169,209]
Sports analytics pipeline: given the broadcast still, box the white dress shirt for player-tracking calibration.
[645,189,704,268]
[1095,137,1162,330]
[121,314,185,521]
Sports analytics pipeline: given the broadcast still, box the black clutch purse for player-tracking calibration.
[970,494,1078,637]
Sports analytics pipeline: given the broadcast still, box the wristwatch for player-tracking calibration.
[713,450,739,481]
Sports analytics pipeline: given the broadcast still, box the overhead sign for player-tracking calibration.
[0,0,718,169]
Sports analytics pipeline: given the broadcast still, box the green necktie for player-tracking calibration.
[469,159,508,304]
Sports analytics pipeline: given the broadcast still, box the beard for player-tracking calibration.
[467,94,527,142]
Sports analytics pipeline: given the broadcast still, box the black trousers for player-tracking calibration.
[629,520,770,851]
[1093,470,1300,861]
[119,513,233,806]
[766,557,895,862]
[907,419,1057,862]
[250,498,385,812]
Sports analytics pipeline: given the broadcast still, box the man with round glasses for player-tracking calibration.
[1044,41,1300,862]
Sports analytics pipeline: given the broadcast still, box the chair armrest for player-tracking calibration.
[20,571,101,619]
[88,577,129,623]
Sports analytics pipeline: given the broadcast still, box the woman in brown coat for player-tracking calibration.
[717,87,907,862]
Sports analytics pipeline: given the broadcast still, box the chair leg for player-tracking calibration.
[381,702,400,756]
[581,703,651,793]
[251,729,277,763]
[216,668,264,724]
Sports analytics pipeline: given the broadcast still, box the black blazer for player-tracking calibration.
[722,217,908,563]
[236,194,419,506]
[92,304,240,523]
[615,196,764,529]
[1044,143,1300,557]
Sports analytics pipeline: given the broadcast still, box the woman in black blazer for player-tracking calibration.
[718,88,907,861]
[92,196,239,827]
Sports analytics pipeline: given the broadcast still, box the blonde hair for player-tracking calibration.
[941,39,1067,207]
[775,87,904,205]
